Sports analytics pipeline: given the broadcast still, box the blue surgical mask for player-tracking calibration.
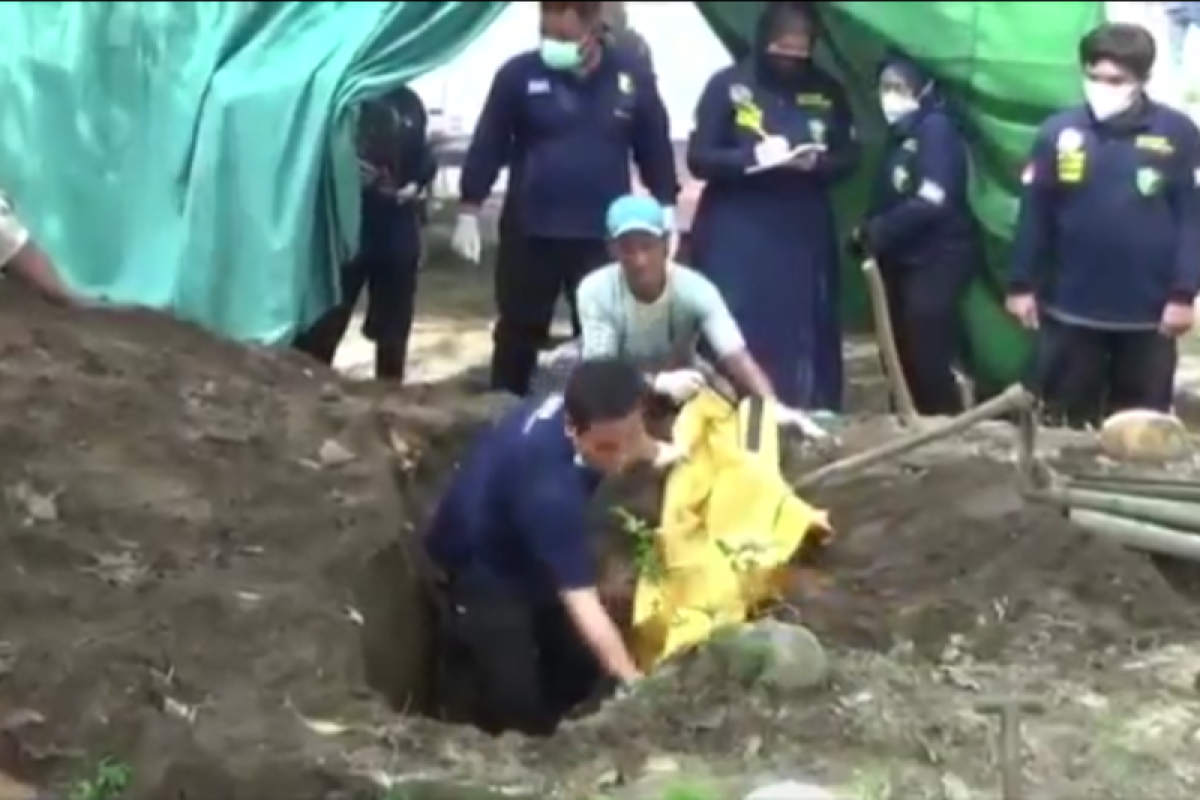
[540,38,583,71]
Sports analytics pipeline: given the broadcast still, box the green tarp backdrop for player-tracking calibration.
[0,2,1104,389]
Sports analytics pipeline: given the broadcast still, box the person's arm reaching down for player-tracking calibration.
[577,273,622,359]
[0,196,75,306]
[687,273,773,398]
[1008,124,1059,297]
[1168,117,1200,305]
[459,60,521,211]
[629,63,679,209]
[514,477,642,683]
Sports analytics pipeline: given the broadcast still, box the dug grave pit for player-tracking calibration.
[2,289,1200,798]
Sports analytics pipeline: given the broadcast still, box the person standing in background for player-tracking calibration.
[294,88,437,382]
[451,1,679,398]
[687,3,860,412]
[1007,22,1200,426]
[854,53,982,415]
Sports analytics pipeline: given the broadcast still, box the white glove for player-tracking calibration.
[652,369,706,402]
[394,182,419,203]
[652,441,686,469]
[777,405,833,442]
[451,213,482,263]
[753,135,792,169]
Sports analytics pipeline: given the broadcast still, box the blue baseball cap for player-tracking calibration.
[606,194,667,239]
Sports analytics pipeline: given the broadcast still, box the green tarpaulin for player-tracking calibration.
[0,2,1104,389]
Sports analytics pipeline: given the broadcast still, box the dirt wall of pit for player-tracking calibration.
[0,293,511,798]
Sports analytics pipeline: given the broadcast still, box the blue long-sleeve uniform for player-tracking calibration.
[460,48,678,240]
[687,59,860,410]
[1010,101,1200,328]
[359,86,437,264]
[865,81,978,270]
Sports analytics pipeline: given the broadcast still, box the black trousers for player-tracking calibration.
[436,564,603,736]
[882,259,973,416]
[489,226,608,397]
[1033,318,1177,428]
[292,250,419,381]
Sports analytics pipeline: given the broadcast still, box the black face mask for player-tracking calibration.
[765,55,810,80]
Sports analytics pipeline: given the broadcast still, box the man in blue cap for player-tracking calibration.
[541,194,833,440]
[452,1,678,398]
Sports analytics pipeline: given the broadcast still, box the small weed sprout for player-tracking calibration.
[68,757,132,800]
[613,507,664,580]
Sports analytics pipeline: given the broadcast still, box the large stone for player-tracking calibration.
[708,620,830,692]
[1098,409,1191,463]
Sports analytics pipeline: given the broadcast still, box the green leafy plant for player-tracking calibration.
[613,507,664,580]
[68,757,132,800]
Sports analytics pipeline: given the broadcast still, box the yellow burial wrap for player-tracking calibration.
[630,389,830,670]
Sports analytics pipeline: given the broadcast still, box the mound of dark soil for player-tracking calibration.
[2,287,1197,798]
[0,291,508,798]
[797,458,1200,663]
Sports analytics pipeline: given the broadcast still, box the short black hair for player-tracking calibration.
[1079,22,1156,80]
[540,1,603,20]
[563,358,645,433]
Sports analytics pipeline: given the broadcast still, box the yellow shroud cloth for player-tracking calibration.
[630,390,830,669]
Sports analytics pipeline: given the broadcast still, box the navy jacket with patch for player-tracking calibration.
[1009,100,1200,327]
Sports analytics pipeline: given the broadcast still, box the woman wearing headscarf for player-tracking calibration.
[854,53,981,415]
[687,2,860,411]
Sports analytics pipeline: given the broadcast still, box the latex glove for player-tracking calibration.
[777,405,834,443]
[1005,292,1038,330]
[652,368,706,402]
[753,135,792,169]
[662,205,680,259]
[394,182,420,203]
[451,213,482,263]
[652,441,686,469]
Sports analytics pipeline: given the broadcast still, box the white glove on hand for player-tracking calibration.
[652,369,706,402]
[777,405,833,442]
[451,213,482,263]
[753,135,792,169]
[394,183,420,203]
[652,441,686,469]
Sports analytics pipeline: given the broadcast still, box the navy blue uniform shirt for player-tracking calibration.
[460,48,678,240]
[1009,99,1200,328]
[359,87,438,260]
[866,93,978,270]
[425,395,603,603]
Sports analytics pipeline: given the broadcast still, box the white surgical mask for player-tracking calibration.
[880,92,919,125]
[1083,80,1136,121]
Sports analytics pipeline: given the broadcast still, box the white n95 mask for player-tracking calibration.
[1084,80,1136,121]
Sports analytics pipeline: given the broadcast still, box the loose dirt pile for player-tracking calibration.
[1,289,1199,799]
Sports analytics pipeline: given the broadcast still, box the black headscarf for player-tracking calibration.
[754,2,820,85]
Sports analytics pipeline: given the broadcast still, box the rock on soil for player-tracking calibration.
[1,288,1200,799]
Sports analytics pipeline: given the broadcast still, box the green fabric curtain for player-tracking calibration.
[0,1,1103,388]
